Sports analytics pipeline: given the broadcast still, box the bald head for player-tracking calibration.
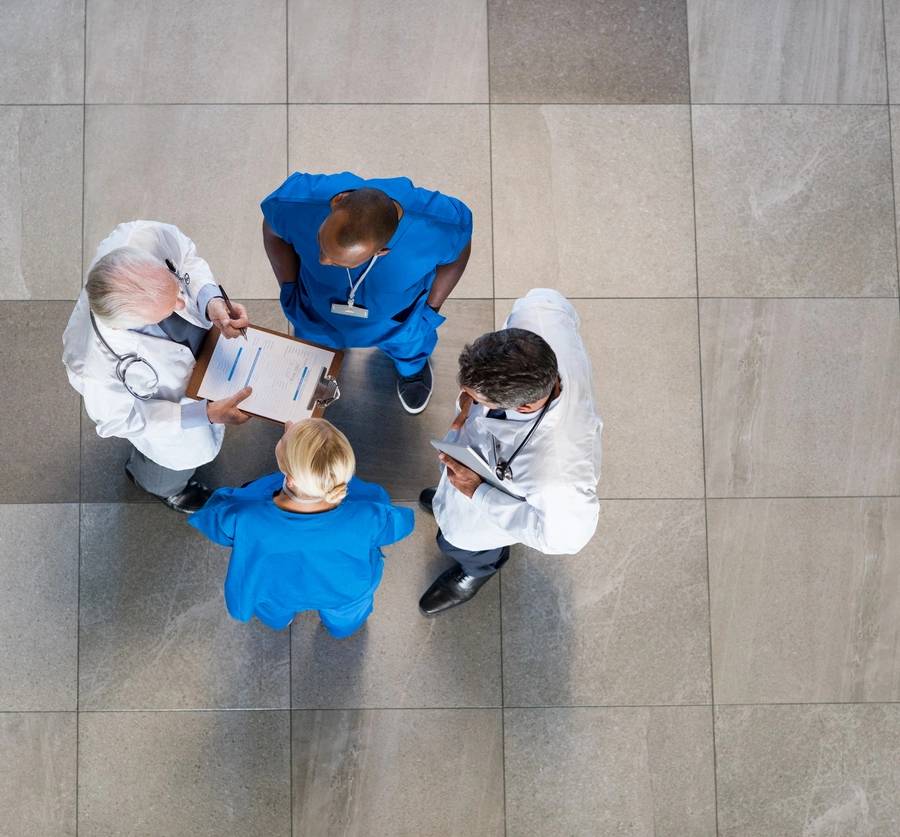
[318,188,400,268]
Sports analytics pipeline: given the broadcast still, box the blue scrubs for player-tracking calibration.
[188,472,415,638]
[261,171,473,377]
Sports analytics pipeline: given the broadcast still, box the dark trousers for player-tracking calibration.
[436,530,511,578]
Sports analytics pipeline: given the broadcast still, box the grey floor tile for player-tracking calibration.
[491,105,696,298]
[292,507,501,708]
[886,1,900,102]
[888,108,900,265]
[288,105,492,298]
[79,503,290,710]
[86,0,284,103]
[504,707,716,837]
[289,0,488,103]
[0,106,82,300]
[325,299,494,501]
[0,302,81,503]
[495,299,704,499]
[716,704,900,837]
[78,710,291,837]
[693,106,897,297]
[688,0,888,103]
[488,0,689,103]
[709,498,900,704]
[0,713,76,837]
[503,500,710,707]
[81,301,288,501]
[0,0,84,103]
[293,708,504,836]
[0,506,78,711]
[84,105,286,299]
[701,299,900,497]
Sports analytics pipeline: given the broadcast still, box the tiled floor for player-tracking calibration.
[1,1,899,835]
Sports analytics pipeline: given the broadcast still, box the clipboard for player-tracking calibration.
[186,324,344,424]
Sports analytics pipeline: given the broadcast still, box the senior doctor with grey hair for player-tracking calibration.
[63,220,253,513]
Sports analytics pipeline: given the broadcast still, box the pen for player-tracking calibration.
[217,283,248,340]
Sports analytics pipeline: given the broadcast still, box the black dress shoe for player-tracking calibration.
[419,487,436,516]
[397,359,433,414]
[125,467,212,515]
[419,565,496,616]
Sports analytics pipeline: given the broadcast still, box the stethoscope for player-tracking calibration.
[492,396,553,482]
[89,259,191,400]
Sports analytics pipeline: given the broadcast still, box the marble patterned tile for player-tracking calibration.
[716,704,900,837]
[0,506,78,711]
[324,299,493,501]
[885,1,900,102]
[0,0,84,103]
[287,105,492,298]
[292,507,502,708]
[0,713,76,837]
[488,0,689,103]
[0,106,82,299]
[86,0,285,103]
[709,498,900,704]
[293,709,504,836]
[504,707,716,837]
[0,302,81,503]
[84,105,286,299]
[502,500,710,707]
[491,105,696,298]
[888,108,900,266]
[700,299,900,497]
[78,711,291,837]
[688,0,888,103]
[79,503,290,710]
[693,106,897,297]
[288,0,488,103]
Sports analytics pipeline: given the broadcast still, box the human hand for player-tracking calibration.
[207,386,253,425]
[207,298,250,339]
[450,390,474,432]
[438,453,482,498]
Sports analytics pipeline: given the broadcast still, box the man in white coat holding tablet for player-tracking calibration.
[63,220,252,513]
[418,288,602,614]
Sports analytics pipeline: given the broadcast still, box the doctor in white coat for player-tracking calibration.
[418,288,602,614]
[63,220,253,513]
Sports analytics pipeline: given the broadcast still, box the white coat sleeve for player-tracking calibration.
[166,224,218,319]
[81,376,185,441]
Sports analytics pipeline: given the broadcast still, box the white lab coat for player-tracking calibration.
[62,220,225,470]
[433,289,602,554]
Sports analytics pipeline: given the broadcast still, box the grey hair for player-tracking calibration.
[86,246,175,328]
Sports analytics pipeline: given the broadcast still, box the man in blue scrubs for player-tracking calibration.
[261,171,473,413]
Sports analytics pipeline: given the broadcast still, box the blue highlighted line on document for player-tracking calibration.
[226,346,243,381]
[292,367,309,401]
[243,347,262,387]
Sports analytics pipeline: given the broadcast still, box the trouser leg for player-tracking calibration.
[436,530,511,578]
[319,595,375,639]
[126,446,194,497]
[378,320,440,377]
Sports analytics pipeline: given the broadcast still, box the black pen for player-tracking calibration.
[217,283,248,340]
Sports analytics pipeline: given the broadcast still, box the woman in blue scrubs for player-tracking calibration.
[189,419,414,638]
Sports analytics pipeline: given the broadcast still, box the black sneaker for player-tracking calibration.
[125,467,212,515]
[397,359,433,414]
[419,487,436,516]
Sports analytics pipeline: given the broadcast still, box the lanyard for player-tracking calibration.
[345,253,379,306]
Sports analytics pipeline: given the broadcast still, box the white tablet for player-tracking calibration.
[430,440,525,500]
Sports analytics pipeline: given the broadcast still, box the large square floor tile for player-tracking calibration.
[701,299,900,497]
[504,707,716,837]
[693,106,897,297]
[488,0,689,103]
[325,299,494,501]
[0,506,78,711]
[0,713,76,837]
[716,704,900,837]
[78,711,291,837]
[502,500,710,707]
[0,106,82,299]
[709,498,900,703]
[0,0,84,103]
[885,1,900,102]
[0,302,81,503]
[288,0,488,103]
[86,0,284,103]
[491,106,696,298]
[288,105,492,298]
[84,105,286,299]
[291,507,502,708]
[688,0,888,103]
[79,504,290,710]
[293,709,504,836]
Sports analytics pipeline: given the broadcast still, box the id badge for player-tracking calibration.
[330,302,369,319]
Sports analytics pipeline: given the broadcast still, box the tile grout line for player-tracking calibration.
[881,0,900,314]
[11,101,900,107]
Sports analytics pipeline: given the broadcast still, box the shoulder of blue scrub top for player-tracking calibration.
[273,171,367,203]
[345,475,391,506]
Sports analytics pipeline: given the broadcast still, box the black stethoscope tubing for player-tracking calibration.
[493,396,553,482]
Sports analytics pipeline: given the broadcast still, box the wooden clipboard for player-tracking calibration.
[186,324,344,424]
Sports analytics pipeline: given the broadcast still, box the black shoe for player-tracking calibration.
[419,487,436,516]
[125,467,212,515]
[397,359,433,414]
[419,564,496,616]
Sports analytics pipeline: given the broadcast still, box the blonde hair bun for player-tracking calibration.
[281,419,355,505]
[323,483,349,504]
